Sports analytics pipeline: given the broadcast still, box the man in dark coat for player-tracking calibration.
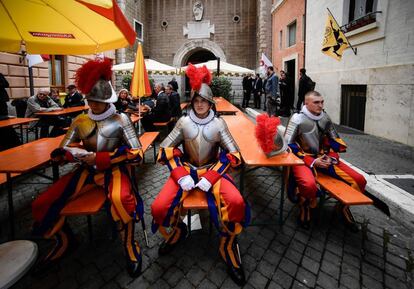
[165,84,182,119]
[64,84,85,108]
[297,68,313,111]
[242,74,253,108]
[252,74,263,109]
[279,70,293,117]
[141,83,171,132]
[168,77,179,92]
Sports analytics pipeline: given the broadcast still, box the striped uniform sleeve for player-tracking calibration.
[288,143,316,168]
[95,146,143,171]
[157,147,189,182]
[201,151,242,186]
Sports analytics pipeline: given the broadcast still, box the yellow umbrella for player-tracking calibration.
[0,0,136,54]
[129,43,151,135]
[130,43,151,99]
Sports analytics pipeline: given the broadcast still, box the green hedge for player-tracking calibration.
[211,76,232,101]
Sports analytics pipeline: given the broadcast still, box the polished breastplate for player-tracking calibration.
[61,113,140,152]
[285,113,332,155]
[182,118,222,167]
[160,114,238,168]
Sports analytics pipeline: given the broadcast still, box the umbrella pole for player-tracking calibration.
[138,98,141,135]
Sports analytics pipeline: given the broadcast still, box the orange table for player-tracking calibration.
[35,105,89,116]
[0,135,64,239]
[222,114,304,225]
[0,117,39,143]
[213,97,240,114]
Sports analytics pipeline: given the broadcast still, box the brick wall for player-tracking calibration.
[0,51,114,100]
[271,0,305,71]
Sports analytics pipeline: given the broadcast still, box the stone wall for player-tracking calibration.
[143,0,257,69]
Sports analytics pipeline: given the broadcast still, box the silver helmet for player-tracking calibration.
[266,124,288,157]
[192,83,215,104]
[255,114,287,157]
[85,79,118,103]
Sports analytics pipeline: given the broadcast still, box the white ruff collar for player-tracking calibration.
[301,105,324,121]
[189,109,215,125]
[88,103,116,121]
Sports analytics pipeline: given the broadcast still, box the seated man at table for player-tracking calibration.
[31,58,145,277]
[165,84,182,120]
[284,91,366,231]
[151,64,250,286]
[141,83,171,132]
[63,84,85,108]
[25,88,64,138]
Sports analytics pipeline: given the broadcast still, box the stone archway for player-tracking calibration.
[173,39,226,67]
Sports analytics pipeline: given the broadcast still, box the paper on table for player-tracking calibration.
[64,147,93,158]
[182,213,202,231]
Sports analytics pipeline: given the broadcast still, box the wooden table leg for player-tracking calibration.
[7,172,15,240]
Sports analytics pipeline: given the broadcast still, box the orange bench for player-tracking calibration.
[139,131,159,163]
[183,188,209,235]
[316,173,373,205]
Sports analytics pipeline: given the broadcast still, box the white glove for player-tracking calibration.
[177,175,195,191]
[195,177,212,192]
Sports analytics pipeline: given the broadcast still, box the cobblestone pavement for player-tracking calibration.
[1,140,413,289]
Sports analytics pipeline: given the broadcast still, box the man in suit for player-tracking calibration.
[252,74,263,109]
[265,66,279,116]
[141,83,171,132]
[64,84,85,108]
[242,74,253,108]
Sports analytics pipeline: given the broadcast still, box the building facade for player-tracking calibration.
[306,0,414,146]
[271,0,306,102]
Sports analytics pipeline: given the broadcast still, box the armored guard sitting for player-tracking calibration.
[151,64,250,286]
[284,91,366,231]
[31,58,145,277]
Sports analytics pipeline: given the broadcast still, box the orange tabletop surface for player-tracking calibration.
[222,114,303,167]
[0,135,64,173]
[35,105,89,116]
[0,118,38,128]
[213,97,240,113]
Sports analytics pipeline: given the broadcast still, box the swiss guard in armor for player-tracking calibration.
[31,58,144,277]
[151,64,250,286]
[284,91,366,231]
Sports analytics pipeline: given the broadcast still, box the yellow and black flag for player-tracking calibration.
[322,12,349,61]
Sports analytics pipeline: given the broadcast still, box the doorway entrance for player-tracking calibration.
[284,59,296,106]
[183,49,216,99]
[340,85,367,131]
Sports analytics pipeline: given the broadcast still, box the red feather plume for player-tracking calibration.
[255,114,281,154]
[185,63,212,91]
[75,57,112,94]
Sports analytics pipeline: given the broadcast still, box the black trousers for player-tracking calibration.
[242,91,251,108]
[253,92,261,109]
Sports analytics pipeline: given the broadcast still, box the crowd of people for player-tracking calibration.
[241,67,315,117]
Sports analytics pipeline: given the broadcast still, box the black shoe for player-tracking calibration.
[298,218,311,230]
[126,257,142,278]
[158,222,187,256]
[227,263,246,286]
[345,222,360,233]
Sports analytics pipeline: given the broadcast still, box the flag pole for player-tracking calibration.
[327,8,357,55]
